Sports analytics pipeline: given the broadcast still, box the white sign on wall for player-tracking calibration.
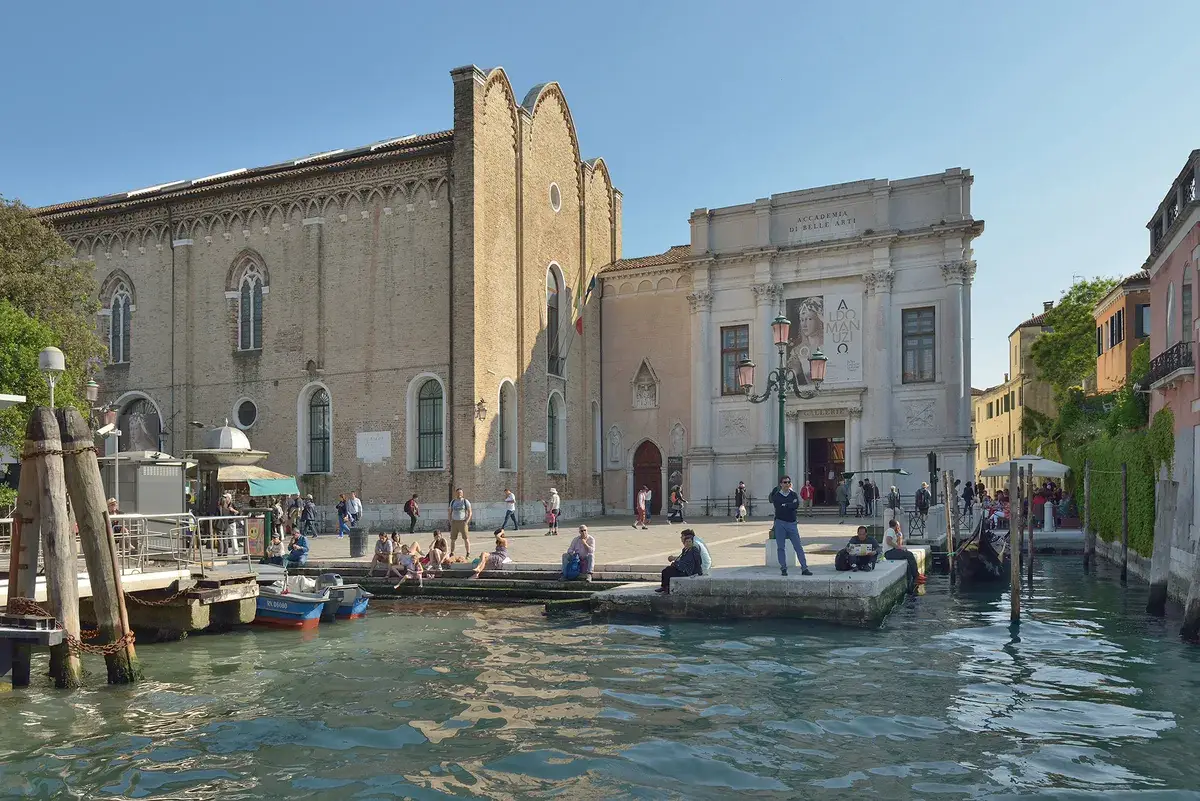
[784,291,863,385]
[356,431,392,463]
[530,441,547,453]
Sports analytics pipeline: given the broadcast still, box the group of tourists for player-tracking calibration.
[633,484,690,527]
[831,519,924,595]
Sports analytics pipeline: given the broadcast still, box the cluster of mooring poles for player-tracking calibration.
[2,407,140,688]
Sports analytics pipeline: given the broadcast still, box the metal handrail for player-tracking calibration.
[190,515,255,577]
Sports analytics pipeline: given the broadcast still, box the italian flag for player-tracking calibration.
[574,267,596,334]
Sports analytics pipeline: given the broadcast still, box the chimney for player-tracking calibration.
[1043,301,1054,312]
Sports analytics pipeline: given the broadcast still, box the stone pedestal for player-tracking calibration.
[764,537,801,568]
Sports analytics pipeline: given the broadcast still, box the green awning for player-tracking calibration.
[247,477,300,497]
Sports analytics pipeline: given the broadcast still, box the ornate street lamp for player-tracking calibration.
[738,315,827,480]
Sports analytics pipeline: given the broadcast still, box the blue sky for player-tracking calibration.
[2,0,1195,387]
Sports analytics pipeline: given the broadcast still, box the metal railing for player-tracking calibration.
[1146,340,1194,387]
[2,513,254,578]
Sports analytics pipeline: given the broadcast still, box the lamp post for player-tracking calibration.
[38,346,66,409]
[738,315,827,481]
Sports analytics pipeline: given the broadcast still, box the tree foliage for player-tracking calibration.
[1030,276,1119,394]
[0,196,104,451]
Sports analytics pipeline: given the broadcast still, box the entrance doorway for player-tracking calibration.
[632,440,663,515]
[804,420,846,505]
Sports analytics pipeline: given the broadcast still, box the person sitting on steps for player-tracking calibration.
[656,529,703,594]
[835,525,880,572]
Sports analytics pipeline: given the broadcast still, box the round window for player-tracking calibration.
[549,182,561,213]
[235,399,258,429]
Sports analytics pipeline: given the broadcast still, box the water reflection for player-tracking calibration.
[1,561,1200,799]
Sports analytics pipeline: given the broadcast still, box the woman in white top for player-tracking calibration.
[884,518,921,595]
[545,488,561,536]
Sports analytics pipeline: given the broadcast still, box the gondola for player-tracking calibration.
[954,517,1011,586]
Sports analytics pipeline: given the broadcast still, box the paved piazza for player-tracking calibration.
[306,514,891,568]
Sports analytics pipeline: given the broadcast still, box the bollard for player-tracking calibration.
[27,408,83,688]
[58,407,141,683]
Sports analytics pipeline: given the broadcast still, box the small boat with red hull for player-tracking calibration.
[253,576,330,629]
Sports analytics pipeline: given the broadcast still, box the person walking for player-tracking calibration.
[448,488,472,558]
[404,494,419,534]
[769,476,813,577]
[853,480,865,518]
[734,481,747,522]
[863,479,875,517]
[800,479,815,517]
[502,488,519,530]
[335,493,350,538]
[301,494,318,539]
[962,480,975,517]
[668,485,687,523]
[634,485,650,529]
[887,485,902,520]
[835,480,849,523]
[915,482,932,520]
[347,491,363,526]
[545,487,561,536]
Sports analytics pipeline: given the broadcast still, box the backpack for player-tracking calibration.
[403,499,414,514]
[562,552,582,580]
[835,549,854,571]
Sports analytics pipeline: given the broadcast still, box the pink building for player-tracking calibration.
[1145,150,1200,561]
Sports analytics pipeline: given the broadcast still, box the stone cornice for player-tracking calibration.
[52,157,451,255]
[678,220,984,269]
[786,405,862,419]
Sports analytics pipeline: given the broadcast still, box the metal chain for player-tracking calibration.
[6,596,137,656]
[19,444,97,461]
[123,587,189,607]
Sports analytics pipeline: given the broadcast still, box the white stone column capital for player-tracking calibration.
[687,291,714,313]
[751,282,782,305]
[941,260,975,286]
[863,269,894,296]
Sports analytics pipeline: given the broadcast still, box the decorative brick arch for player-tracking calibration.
[99,268,136,307]
[225,247,270,292]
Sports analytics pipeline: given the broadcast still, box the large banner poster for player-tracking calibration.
[785,292,863,384]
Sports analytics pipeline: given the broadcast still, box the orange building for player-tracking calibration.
[1094,271,1150,393]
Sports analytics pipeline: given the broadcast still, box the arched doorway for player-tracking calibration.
[632,440,663,515]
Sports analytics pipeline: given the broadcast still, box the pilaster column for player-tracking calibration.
[752,281,782,446]
[848,408,863,471]
[941,261,967,437]
[862,264,894,444]
[170,236,193,455]
[796,417,806,483]
[961,258,977,465]
[688,289,715,451]
[303,216,326,368]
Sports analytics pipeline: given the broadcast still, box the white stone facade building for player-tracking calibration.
[601,170,982,510]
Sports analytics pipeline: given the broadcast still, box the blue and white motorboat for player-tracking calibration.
[316,573,373,620]
[252,574,329,630]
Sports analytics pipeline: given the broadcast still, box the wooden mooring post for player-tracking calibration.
[29,408,82,688]
[1010,462,1021,623]
[58,407,140,683]
[1120,462,1129,585]
[943,470,956,586]
[1147,466,1174,617]
[6,454,43,687]
[1083,460,1093,572]
[1026,467,1035,588]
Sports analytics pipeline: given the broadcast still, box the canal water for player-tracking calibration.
[2,558,1200,800]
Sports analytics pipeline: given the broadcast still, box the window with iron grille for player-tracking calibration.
[902,307,935,383]
[307,388,331,473]
[547,395,562,472]
[720,325,750,394]
[417,380,443,469]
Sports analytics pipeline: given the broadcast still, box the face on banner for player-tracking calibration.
[785,293,863,384]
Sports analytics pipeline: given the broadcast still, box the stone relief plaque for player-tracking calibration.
[719,411,750,440]
[903,399,937,430]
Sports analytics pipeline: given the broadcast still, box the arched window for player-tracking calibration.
[239,265,264,351]
[547,392,565,473]
[547,266,562,375]
[307,388,331,473]
[110,285,132,364]
[417,380,444,469]
[1167,282,1176,345]
[499,381,517,470]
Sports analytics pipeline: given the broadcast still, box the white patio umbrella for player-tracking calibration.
[979,455,1069,478]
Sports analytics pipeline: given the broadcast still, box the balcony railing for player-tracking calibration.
[1146,340,1195,390]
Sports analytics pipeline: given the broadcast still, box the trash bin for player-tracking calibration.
[348,526,369,558]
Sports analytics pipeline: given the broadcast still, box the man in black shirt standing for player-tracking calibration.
[769,476,813,577]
